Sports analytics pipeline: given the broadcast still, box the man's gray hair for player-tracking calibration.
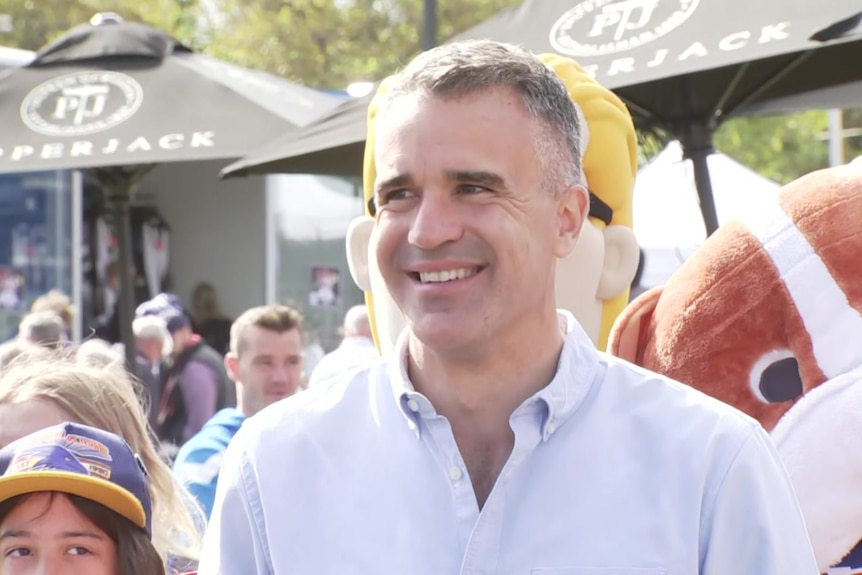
[18,311,64,348]
[343,305,371,338]
[376,39,584,191]
[133,315,173,357]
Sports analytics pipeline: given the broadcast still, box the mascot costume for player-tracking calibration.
[346,53,640,354]
[609,160,862,574]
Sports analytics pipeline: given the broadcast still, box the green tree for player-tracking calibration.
[201,0,521,90]
[0,0,201,52]
[841,108,862,162]
[714,110,830,184]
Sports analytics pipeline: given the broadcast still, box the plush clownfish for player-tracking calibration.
[609,162,862,573]
[359,53,638,352]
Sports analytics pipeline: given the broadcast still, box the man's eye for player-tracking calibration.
[381,189,414,204]
[457,185,487,195]
[68,546,93,556]
[383,190,412,202]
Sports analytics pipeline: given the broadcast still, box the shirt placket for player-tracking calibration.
[421,414,481,562]
[464,410,543,575]
[422,405,545,575]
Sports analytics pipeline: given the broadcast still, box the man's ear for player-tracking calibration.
[596,225,640,300]
[346,216,375,292]
[608,286,663,363]
[224,352,239,383]
[554,186,590,258]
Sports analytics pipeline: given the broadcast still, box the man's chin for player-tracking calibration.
[409,318,480,355]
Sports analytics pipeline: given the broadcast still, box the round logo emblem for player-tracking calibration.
[550,0,700,57]
[20,71,144,137]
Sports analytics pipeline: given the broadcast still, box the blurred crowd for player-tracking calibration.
[0,284,377,574]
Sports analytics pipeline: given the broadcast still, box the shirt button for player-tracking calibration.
[546,421,557,435]
[448,466,463,481]
[407,399,420,413]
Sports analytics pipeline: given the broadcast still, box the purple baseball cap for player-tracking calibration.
[0,422,153,536]
[135,292,190,335]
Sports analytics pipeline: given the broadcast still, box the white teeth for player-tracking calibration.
[419,268,476,283]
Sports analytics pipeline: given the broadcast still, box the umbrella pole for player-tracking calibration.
[97,166,154,373]
[422,0,438,51]
[110,190,137,372]
[680,122,720,236]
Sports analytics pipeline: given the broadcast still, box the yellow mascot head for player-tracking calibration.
[346,52,639,353]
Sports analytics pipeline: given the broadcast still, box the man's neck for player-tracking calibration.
[407,311,566,416]
[406,309,567,507]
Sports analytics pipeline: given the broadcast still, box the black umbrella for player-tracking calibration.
[0,14,342,368]
[222,90,375,179]
[451,0,862,234]
[225,0,862,237]
[738,80,862,116]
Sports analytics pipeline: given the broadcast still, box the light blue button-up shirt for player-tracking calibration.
[199,311,817,575]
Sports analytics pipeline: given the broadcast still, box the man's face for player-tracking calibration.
[136,336,163,363]
[170,326,192,357]
[372,88,585,354]
[227,326,304,417]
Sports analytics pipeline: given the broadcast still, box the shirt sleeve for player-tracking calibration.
[180,361,220,441]
[197,430,272,575]
[700,424,819,574]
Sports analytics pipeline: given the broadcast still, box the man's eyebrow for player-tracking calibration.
[445,170,507,189]
[374,174,414,194]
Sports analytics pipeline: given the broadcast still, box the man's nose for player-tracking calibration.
[270,363,292,382]
[407,192,463,250]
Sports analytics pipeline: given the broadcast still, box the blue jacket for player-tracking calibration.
[172,408,245,518]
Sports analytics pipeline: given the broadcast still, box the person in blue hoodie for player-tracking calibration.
[172,305,305,518]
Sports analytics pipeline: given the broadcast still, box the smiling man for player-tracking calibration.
[199,40,817,575]
[172,305,304,518]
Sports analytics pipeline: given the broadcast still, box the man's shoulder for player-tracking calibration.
[309,350,377,386]
[595,352,759,443]
[238,361,387,453]
[308,349,348,379]
[582,354,767,501]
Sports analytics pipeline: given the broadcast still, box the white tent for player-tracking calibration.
[268,174,363,241]
[633,141,781,288]
[0,46,33,71]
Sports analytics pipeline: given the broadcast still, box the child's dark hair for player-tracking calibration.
[0,492,165,575]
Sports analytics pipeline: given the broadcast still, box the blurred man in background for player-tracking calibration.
[309,305,377,386]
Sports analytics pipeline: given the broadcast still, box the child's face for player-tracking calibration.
[0,493,117,575]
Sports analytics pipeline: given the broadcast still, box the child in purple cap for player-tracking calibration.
[0,422,164,575]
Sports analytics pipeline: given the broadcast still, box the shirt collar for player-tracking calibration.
[388,310,601,440]
[533,310,601,441]
[387,330,425,437]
